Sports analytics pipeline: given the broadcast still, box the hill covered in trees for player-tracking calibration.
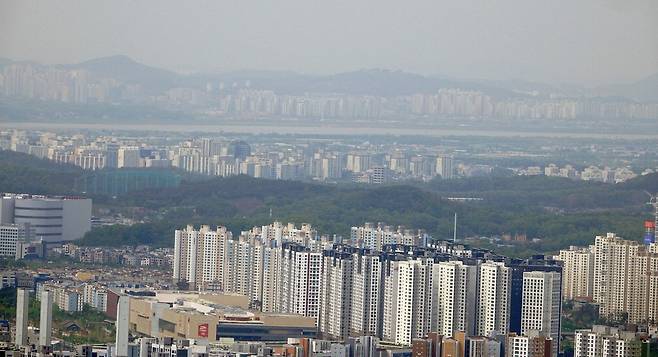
[80,174,657,256]
[0,150,82,194]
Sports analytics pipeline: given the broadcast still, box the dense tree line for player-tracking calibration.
[2,149,655,256]
[80,175,654,256]
[0,150,82,194]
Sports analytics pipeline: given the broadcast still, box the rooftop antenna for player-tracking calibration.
[645,191,658,241]
[453,212,458,243]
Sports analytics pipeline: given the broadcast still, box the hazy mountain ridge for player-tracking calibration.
[64,55,183,95]
[594,73,658,103]
[2,55,657,102]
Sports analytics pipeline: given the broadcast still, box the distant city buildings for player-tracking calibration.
[2,129,460,183]
[519,164,637,183]
[2,63,657,120]
[2,128,652,185]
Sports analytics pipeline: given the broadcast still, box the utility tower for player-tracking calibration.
[645,192,658,242]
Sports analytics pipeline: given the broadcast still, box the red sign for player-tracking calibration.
[645,220,655,229]
[198,323,208,338]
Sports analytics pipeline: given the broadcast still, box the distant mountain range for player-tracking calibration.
[1,55,656,102]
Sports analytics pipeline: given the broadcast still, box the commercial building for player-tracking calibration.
[0,193,92,243]
[126,291,316,343]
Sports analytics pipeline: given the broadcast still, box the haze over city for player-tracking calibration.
[1,0,657,84]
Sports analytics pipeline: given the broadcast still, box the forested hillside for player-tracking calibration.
[0,150,82,194]
[80,174,656,256]
[2,148,656,256]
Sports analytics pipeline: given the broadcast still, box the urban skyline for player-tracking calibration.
[1,1,658,356]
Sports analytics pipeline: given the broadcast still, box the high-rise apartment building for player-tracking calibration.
[172,225,232,290]
[436,155,454,179]
[431,260,477,337]
[170,222,564,349]
[350,252,383,337]
[117,146,141,168]
[593,234,639,318]
[319,248,355,340]
[627,250,658,323]
[261,244,282,313]
[556,246,594,300]
[549,233,658,325]
[279,243,322,320]
[351,223,428,250]
[382,257,434,346]
[477,262,511,337]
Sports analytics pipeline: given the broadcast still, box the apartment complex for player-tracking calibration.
[574,325,649,357]
[173,222,563,350]
[556,233,658,324]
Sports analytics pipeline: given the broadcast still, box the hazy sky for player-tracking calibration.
[1,0,657,85]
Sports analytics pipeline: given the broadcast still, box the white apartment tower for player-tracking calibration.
[592,233,644,320]
[279,243,322,320]
[521,271,561,356]
[627,251,658,323]
[223,238,255,297]
[381,257,434,346]
[431,260,478,337]
[260,245,282,313]
[172,225,232,290]
[319,250,354,340]
[117,146,141,168]
[350,253,383,337]
[477,261,511,337]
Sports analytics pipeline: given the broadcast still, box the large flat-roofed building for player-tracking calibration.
[0,193,92,242]
[127,291,317,343]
